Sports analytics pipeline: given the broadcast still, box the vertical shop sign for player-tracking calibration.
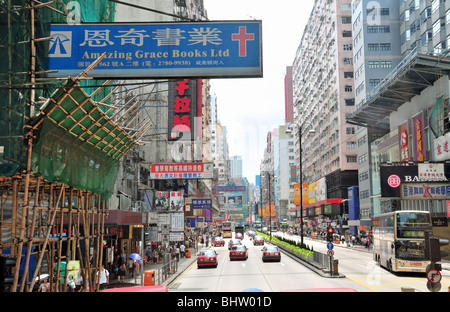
[413,114,425,161]
[168,79,197,141]
[399,122,409,161]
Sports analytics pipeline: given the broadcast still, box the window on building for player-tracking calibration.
[344,72,354,78]
[342,16,352,24]
[346,127,355,134]
[369,79,381,86]
[378,25,391,33]
[345,85,353,92]
[343,44,353,51]
[379,61,392,68]
[367,25,378,33]
[347,155,358,163]
[368,43,379,51]
[345,99,355,106]
[368,61,379,68]
[380,43,391,51]
[343,30,352,37]
[347,141,356,149]
[344,57,353,65]
[380,8,390,15]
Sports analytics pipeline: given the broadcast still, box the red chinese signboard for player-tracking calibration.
[168,79,197,141]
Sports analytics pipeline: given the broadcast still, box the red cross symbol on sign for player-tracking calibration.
[232,26,254,57]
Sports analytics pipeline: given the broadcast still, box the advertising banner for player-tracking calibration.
[169,191,184,212]
[216,181,246,192]
[400,183,450,200]
[48,21,262,78]
[150,163,213,179]
[155,191,169,211]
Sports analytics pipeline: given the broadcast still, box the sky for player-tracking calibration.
[203,0,315,184]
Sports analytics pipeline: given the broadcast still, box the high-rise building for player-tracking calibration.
[350,0,402,233]
[230,155,243,178]
[291,0,358,230]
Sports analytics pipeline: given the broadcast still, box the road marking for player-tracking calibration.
[167,261,196,290]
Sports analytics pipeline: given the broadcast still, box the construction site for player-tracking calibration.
[0,0,151,292]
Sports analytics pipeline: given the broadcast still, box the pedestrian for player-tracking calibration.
[38,278,50,292]
[159,248,164,263]
[117,261,126,282]
[96,264,109,290]
[127,257,135,277]
[180,243,186,258]
[152,249,158,264]
[134,258,140,276]
[175,244,180,262]
[67,275,76,292]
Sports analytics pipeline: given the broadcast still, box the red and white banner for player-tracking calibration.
[150,163,213,179]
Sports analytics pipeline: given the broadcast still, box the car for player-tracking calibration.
[262,245,281,262]
[228,239,242,250]
[197,249,218,268]
[253,235,264,246]
[229,245,248,261]
[212,236,225,247]
[235,232,243,240]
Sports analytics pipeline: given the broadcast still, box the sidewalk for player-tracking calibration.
[108,249,199,288]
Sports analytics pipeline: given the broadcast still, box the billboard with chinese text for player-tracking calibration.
[48,21,262,78]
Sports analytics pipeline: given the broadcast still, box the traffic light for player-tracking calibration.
[327,227,334,242]
[0,256,16,291]
[425,232,450,263]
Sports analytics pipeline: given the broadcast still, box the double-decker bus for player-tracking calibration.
[372,210,432,273]
[222,221,233,238]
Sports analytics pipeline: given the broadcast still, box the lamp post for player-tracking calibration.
[262,172,274,241]
[286,123,315,248]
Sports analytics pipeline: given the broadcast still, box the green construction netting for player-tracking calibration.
[0,0,115,179]
[31,118,119,199]
[0,0,51,176]
[33,78,137,160]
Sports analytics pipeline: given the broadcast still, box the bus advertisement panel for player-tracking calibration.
[372,210,432,273]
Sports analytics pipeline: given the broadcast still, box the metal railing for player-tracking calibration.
[153,258,179,285]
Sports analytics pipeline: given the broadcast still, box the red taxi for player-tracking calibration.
[197,249,218,268]
[229,245,248,261]
[235,232,243,240]
[261,245,281,262]
[212,236,225,247]
[228,239,242,250]
[253,235,264,246]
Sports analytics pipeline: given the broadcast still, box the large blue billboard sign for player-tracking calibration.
[47,21,262,79]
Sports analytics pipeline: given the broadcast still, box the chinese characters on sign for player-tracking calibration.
[399,122,409,161]
[413,114,425,161]
[401,183,450,200]
[433,132,450,161]
[48,21,262,78]
[192,198,212,209]
[150,163,213,179]
[168,79,197,141]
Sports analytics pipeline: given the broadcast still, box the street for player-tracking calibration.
[167,232,450,292]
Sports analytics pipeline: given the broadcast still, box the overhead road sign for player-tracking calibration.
[47,21,263,79]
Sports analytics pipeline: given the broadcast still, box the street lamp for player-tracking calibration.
[262,172,275,241]
[286,122,315,247]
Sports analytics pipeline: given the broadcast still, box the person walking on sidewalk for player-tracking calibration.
[152,249,158,264]
[180,243,186,258]
[127,257,135,278]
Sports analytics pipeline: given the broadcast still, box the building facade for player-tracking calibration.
[291,0,357,233]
